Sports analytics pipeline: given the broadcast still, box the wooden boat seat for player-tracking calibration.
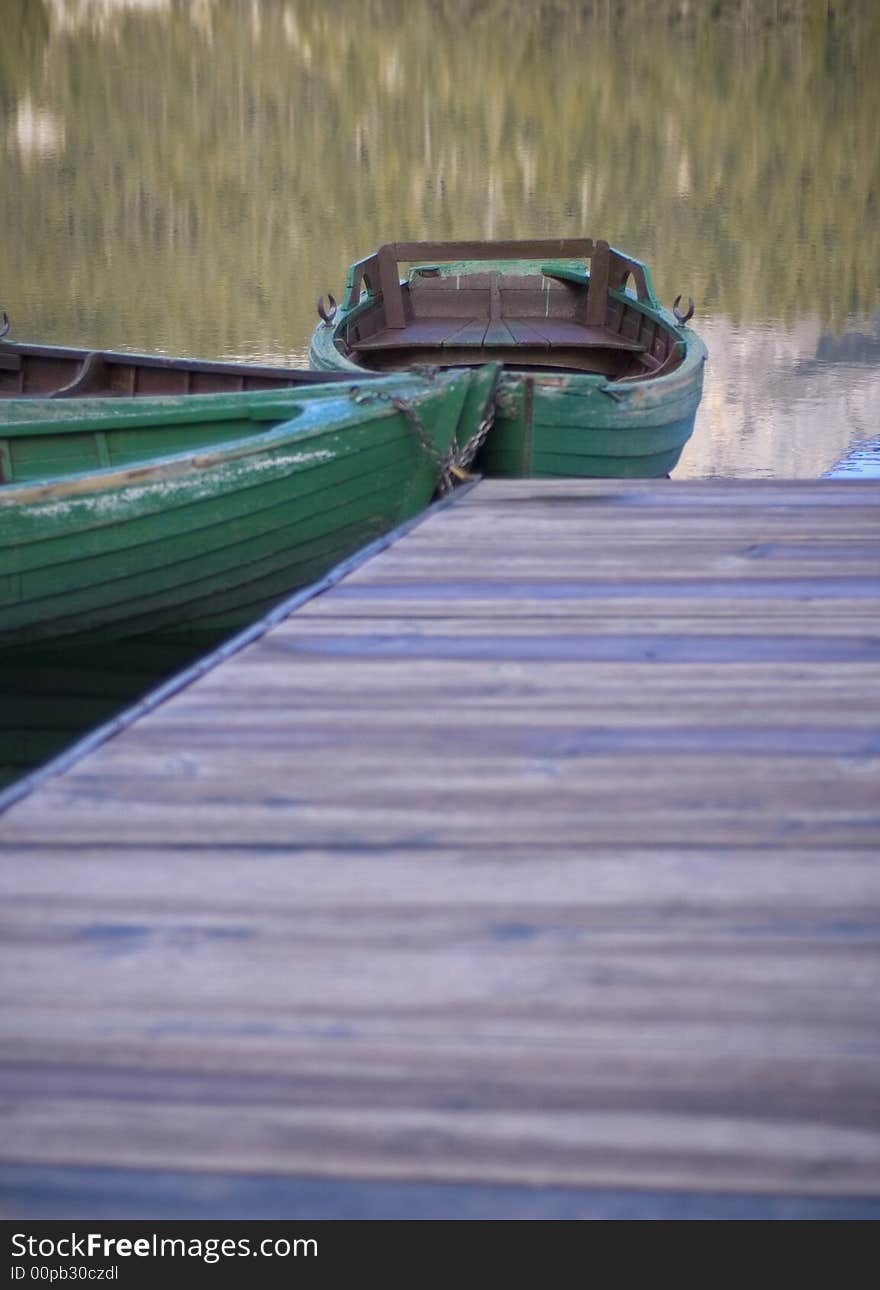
[353,318,646,354]
[617,339,685,382]
[344,239,658,367]
[509,320,646,351]
[354,318,475,349]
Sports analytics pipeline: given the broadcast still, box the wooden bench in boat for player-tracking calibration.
[343,240,654,365]
[353,318,647,353]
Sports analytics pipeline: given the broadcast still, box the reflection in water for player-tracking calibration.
[815,316,880,367]
[0,636,206,791]
[682,315,880,478]
[7,98,65,157]
[1,0,878,476]
[1,0,879,785]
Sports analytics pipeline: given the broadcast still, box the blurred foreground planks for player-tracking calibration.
[2,478,879,1217]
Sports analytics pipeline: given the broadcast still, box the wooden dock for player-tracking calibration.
[2,477,880,1219]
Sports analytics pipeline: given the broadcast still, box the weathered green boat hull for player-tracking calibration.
[479,367,703,478]
[309,250,706,478]
[0,367,495,649]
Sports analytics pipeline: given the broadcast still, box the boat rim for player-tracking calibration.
[0,374,462,506]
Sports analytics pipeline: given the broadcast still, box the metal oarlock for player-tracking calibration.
[673,295,695,324]
[317,295,337,325]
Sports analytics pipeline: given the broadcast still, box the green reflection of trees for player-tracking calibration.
[0,0,877,357]
[0,0,49,106]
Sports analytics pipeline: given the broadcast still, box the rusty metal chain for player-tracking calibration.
[352,385,457,495]
[389,394,458,495]
[452,403,496,474]
[352,374,497,494]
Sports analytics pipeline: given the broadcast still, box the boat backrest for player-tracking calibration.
[341,239,658,329]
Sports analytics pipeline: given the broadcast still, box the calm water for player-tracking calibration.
[2,0,879,477]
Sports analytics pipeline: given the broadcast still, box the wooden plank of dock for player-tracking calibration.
[2,477,880,1218]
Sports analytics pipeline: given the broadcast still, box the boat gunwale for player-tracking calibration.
[0,337,405,382]
[315,323,706,408]
[0,375,462,507]
[0,372,431,437]
[317,255,707,395]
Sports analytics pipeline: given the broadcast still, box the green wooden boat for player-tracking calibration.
[309,238,707,478]
[0,332,413,400]
[0,359,499,649]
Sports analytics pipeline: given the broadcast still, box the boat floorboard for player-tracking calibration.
[353,317,645,352]
[1,477,879,1219]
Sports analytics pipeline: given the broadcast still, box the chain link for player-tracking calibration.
[389,394,458,495]
[452,406,495,474]
[352,376,496,495]
[352,386,452,496]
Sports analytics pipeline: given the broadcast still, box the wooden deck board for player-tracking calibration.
[1,477,879,1215]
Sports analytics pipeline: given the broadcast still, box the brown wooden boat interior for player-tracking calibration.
[339,239,683,380]
[0,344,382,400]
